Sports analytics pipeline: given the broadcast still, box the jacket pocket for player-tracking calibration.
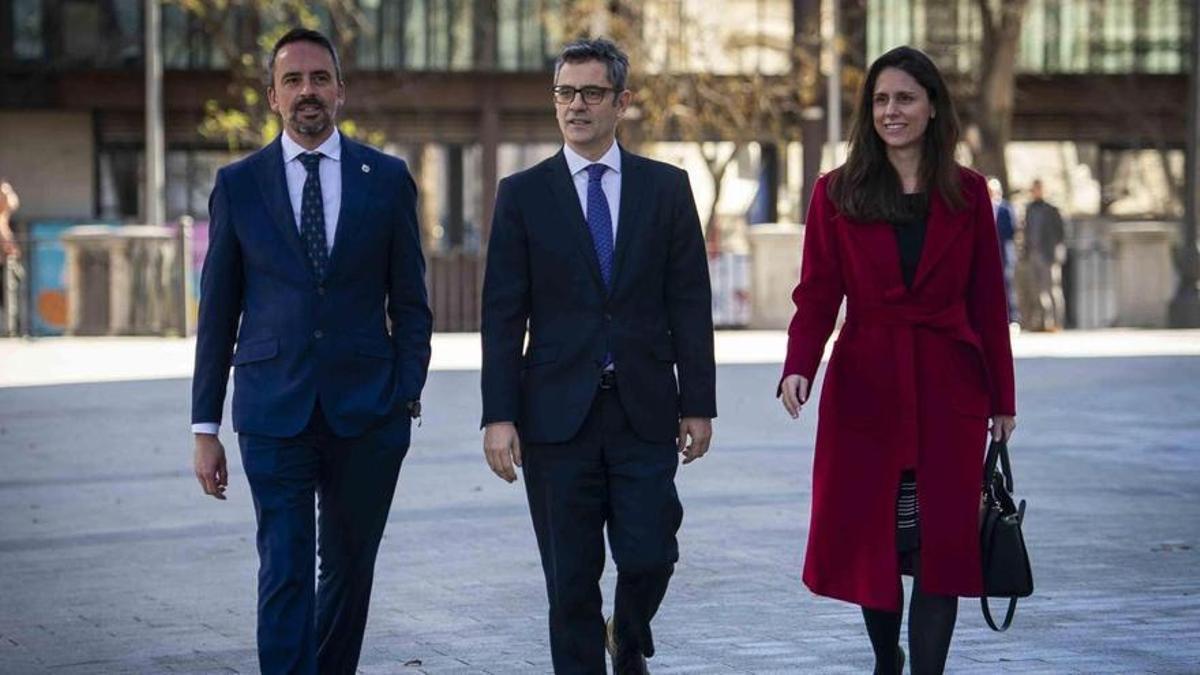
[232,337,279,366]
[356,337,395,360]
[523,344,559,367]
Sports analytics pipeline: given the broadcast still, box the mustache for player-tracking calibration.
[291,97,326,112]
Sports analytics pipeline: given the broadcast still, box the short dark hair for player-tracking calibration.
[554,38,630,94]
[268,28,342,86]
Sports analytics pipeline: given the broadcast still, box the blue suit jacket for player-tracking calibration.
[191,135,432,440]
[480,148,717,444]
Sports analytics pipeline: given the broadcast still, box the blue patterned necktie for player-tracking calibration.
[298,152,330,280]
[585,163,614,288]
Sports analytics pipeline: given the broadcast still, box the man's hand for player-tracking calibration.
[990,415,1016,443]
[483,422,522,483]
[677,417,712,465]
[194,433,228,500]
[779,374,810,419]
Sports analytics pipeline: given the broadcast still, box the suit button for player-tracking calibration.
[604,313,612,321]
[313,329,324,339]
[316,286,326,296]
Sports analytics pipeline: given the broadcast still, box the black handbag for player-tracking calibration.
[979,440,1033,631]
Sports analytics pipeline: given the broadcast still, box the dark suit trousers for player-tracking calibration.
[238,404,409,675]
[522,385,683,673]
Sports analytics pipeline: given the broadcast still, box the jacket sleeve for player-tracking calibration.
[966,173,1017,416]
[780,174,845,390]
[387,160,433,408]
[191,168,243,425]
[480,177,530,427]
[666,169,717,419]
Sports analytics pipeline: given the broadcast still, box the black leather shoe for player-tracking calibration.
[614,652,649,675]
[606,617,650,674]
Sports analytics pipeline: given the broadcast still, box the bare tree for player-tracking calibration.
[969,0,1030,191]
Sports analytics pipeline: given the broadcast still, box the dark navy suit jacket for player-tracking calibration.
[481,147,716,444]
[191,135,432,441]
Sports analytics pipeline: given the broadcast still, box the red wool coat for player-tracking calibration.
[782,167,1016,611]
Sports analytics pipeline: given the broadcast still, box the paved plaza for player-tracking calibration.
[0,332,1198,673]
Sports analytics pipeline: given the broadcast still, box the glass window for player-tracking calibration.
[12,0,45,60]
[57,0,142,67]
[61,0,102,63]
[870,0,1190,75]
[399,0,474,70]
[98,147,142,221]
[499,0,559,71]
[163,4,240,69]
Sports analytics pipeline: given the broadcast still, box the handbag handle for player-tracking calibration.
[982,440,1014,493]
[982,595,1019,631]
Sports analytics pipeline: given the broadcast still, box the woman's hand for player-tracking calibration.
[779,374,810,419]
[990,415,1016,443]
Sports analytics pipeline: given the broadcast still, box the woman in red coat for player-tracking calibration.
[779,46,1016,674]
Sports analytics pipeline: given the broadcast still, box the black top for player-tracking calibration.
[891,193,928,289]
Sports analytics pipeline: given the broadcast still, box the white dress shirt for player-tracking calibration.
[563,141,621,243]
[192,130,343,436]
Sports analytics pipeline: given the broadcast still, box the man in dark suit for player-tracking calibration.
[191,28,431,674]
[1024,178,1067,331]
[480,38,716,674]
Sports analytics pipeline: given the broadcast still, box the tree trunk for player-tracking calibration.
[701,142,741,252]
[971,0,1029,192]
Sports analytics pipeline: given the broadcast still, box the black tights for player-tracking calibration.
[861,554,958,675]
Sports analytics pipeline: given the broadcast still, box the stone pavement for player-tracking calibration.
[0,332,1198,673]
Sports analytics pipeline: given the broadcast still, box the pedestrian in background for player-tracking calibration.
[0,179,22,336]
[1023,179,1067,331]
[987,177,1020,327]
[191,28,431,674]
[778,46,1016,674]
[0,179,19,260]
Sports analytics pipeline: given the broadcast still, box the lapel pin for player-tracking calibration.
[362,164,370,173]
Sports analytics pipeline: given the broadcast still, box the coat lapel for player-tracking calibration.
[326,137,372,279]
[609,147,646,297]
[253,137,309,267]
[912,189,971,290]
[544,151,605,291]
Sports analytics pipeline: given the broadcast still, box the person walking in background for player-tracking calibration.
[778,46,1016,674]
[190,28,432,674]
[480,38,715,674]
[0,180,19,260]
[987,177,1020,327]
[0,179,23,336]
[1024,179,1067,331]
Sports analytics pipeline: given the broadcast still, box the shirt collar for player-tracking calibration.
[563,141,621,178]
[282,128,342,164]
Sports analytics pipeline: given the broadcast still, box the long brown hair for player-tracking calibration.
[829,46,964,222]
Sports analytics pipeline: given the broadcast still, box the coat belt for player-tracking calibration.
[842,301,980,470]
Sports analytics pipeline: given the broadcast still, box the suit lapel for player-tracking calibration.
[912,189,970,289]
[609,147,646,297]
[545,151,605,291]
[326,137,371,279]
[253,137,309,267]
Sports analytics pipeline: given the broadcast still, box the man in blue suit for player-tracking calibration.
[481,39,716,674]
[191,28,432,674]
[988,177,1020,325]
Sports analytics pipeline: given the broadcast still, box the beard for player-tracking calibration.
[289,99,332,137]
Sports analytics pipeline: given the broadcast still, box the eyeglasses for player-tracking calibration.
[552,85,616,105]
